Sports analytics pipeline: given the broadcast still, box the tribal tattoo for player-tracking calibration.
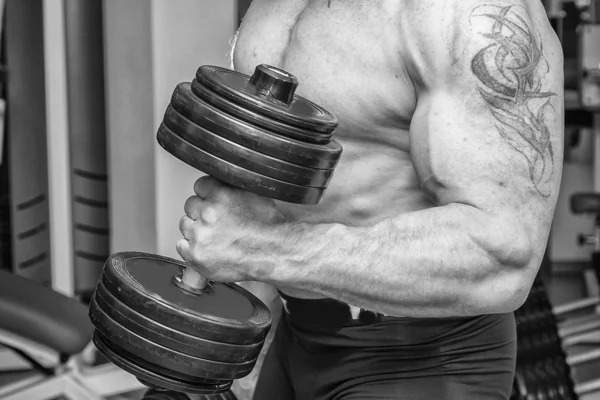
[470,5,556,197]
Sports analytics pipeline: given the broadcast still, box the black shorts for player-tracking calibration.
[253,292,516,400]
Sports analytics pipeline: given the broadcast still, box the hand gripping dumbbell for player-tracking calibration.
[88,64,343,399]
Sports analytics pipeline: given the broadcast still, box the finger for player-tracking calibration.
[184,195,205,220]
[194,175,222,199]
[176,238,193,264]
[185,195,219,225]
[179,215,195,239]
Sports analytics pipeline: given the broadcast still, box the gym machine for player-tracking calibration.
[512,0,600,399]
[0,1,145,399]
[63,0,111,299]
[556,0,600,326]
[3,1,600,399]
[570,0,600,311]
[1,0,52,283]
[0,0,109,294]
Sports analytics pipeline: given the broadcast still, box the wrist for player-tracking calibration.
[244,221,294,282]
[247,221,305,284]
[255,221,350,289]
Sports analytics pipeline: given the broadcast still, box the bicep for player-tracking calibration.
[409,2,564,220]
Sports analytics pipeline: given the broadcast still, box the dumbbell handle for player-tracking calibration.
[171,65,305,294]
[172,266,211,294]
[182,267,210,289]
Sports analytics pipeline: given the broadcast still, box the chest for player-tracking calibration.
[232,0,416,145]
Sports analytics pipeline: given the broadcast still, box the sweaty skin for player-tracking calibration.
[224,0,564,311]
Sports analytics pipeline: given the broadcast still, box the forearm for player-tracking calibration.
[254,203,533,318]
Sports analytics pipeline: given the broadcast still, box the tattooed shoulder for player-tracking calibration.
[469,4,557,198]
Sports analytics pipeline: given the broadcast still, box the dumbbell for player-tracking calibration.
[88,64,343,398]
[514,311,574,399]
[513,281,600,399]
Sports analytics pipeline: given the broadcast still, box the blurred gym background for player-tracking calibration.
[0,0,600,399]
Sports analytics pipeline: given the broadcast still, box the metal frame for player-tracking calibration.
[5,0,52,284]
[64,0,109,296]
[42,0,74,296]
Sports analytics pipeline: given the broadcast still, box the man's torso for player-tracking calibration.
[231,0,553,301]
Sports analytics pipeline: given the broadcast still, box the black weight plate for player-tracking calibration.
[157,123,326,204]
[94,281,264,363]
[143,389,238,400]
[195,66,337,136]
[164,106,334,188]
[171,83,342,170]
[92,332,232,395]
[191,79,331,145]
[90,297,256,380]
[100,252,271,345]
[141,389,192,400]
[194,392,238,400]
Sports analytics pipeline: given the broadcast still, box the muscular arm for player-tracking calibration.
[256,0,564,317]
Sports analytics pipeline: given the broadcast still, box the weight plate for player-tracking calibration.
[143,389,238,400]
[93,332,232,395]
[191,80,331,145]
[164,107,333,188]
[100,252,270,345]
[171,83,342,170]
[157,123,326,204]
[195,65,337,136]
[90,297,256,380]
[94,281,264,363]
[141,389,192,400]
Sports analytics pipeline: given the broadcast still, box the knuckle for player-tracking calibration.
[187,247,205,266]
[176,238,202,265]
[200,205,218,225]
[191,223,204,240]
[214,189,234,206]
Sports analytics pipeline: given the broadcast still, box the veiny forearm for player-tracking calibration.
[255,203,532,318]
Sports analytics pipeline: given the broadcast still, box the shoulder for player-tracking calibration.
[400,0,564,201]
[398,0,563,89]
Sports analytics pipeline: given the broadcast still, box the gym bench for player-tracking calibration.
[0,268,145,400]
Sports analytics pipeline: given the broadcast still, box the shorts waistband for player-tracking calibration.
[278,290,398,330]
